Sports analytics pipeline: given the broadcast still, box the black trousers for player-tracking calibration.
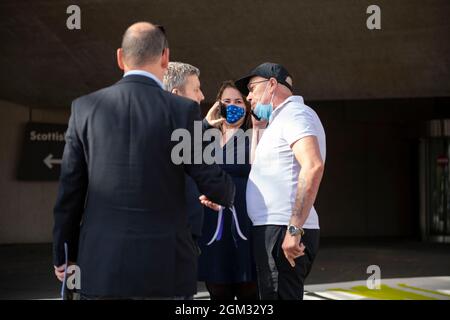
[252,225,320,300]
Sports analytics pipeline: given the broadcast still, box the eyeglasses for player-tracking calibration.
[247,79,269,92]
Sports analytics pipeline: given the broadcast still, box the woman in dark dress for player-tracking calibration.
[198,81,257,300]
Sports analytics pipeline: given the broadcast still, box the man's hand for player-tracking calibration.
[205,101,225,127]
[281,232,305,267]
[54,262,76,282]
[199,195,222,211]
[54,265,66,282]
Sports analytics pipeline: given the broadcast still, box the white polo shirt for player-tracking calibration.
[246,95,326,229]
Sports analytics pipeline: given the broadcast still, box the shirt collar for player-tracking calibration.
[123,70,165,89]
[269,95,305,123]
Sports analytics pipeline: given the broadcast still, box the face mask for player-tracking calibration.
[220,104,245,124]
[254,83,275,121]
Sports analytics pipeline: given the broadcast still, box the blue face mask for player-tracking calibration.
[254,83,274,121]
[224,104,245,124]
[254,102,272,121]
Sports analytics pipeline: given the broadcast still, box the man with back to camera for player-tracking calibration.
[52,22,235,299]
[235,62,326,300]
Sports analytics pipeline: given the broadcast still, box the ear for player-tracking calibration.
[117,48,125,71]
[171,88,178,95]
[269,77,278,94]
[161,47,170,69]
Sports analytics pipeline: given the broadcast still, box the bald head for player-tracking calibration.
[121,22,168,67]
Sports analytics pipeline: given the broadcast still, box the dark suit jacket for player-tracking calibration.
[185,175,203,238]
[185,120,217,238]
[53,74,235,298]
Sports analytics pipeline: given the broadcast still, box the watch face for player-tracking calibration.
[288,226,296,234]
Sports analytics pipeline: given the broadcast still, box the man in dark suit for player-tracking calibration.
[53,22,235,299]
[163,62,206,248]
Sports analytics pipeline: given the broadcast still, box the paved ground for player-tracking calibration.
[302,277,450,300]
[1,238,449,300]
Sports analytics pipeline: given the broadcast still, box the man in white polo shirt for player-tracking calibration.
[235,63,326,300]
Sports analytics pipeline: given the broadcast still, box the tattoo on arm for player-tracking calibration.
[292,177,307,220]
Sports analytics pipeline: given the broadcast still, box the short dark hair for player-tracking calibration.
[121,23,168,67]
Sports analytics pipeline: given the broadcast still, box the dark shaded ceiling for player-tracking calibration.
[0,0,449,109]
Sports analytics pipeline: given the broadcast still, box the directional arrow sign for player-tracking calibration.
[17,122,67,181]
[43,154,62,169]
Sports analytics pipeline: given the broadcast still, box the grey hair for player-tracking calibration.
[163,62,200,92]
[121,23,168,67]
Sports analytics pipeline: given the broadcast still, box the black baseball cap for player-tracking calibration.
[235,62,293,96]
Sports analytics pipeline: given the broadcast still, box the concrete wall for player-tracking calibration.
[0,0,449,109]
[311,97,450,237]
[0,100,69,243]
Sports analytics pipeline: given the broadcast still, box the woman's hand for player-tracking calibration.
[205,101,225,128]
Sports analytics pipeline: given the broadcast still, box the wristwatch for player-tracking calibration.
[287,224,304,237]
